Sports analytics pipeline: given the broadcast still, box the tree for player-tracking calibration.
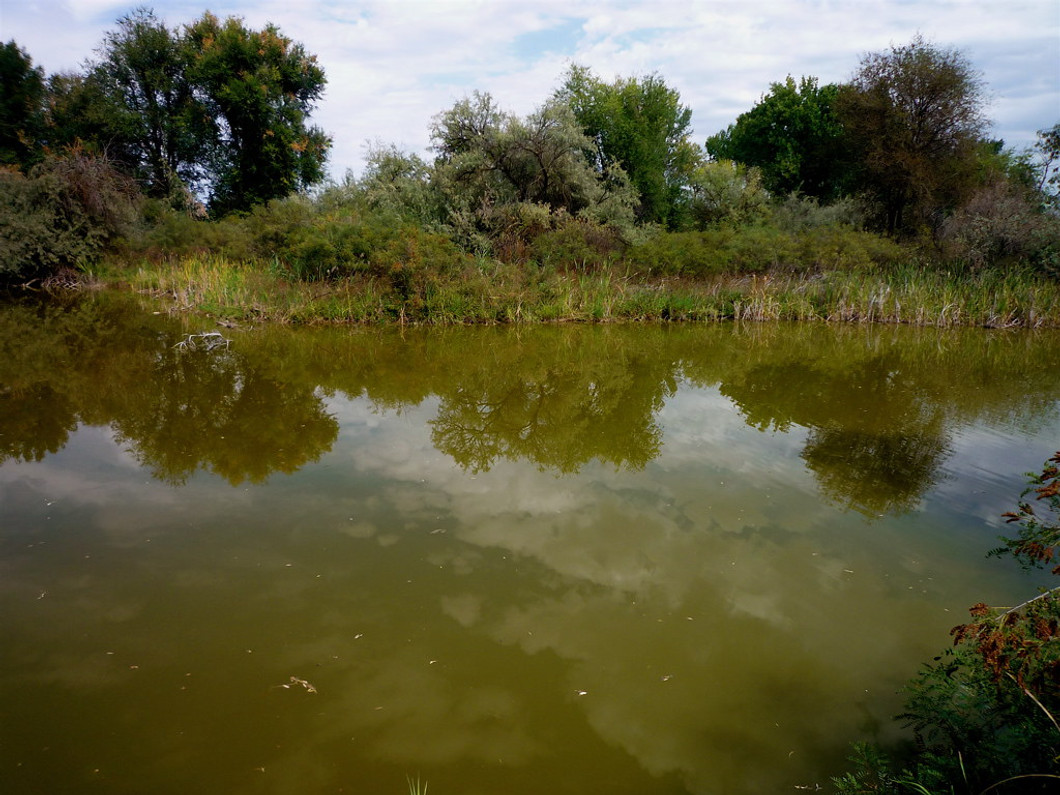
[431,91,604,209]
[836,35,988,235]
[686,159,769,229]
[88,7,209,200]
[556,64,701,227]
[354,142,438,227]
[1031,123,1060,211]
[429,91,635,250]
[0,40,45,168]
[705,76,847,200]
[39,9,331,214]
[43,72,125,161]
[183,12,330,214]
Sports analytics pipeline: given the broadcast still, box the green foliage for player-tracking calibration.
[994,453,1060,574]
[0,40,45,168]
[0,151,140,282]
[624,222,900,278]
[183,12,331,214]
[46,9,330,215]
[837,35,987,236]
[136,193,475,292]
[834,454,1060,794]
[88,8,210,199]
[557,64,701,227]
[432,92,617,210]
[896,641,1058,789]
[354,143,440,228]
[531,217,625,271]
[769,194,867,233]
[705,75,847,200]
[686,159,770,229]
[42,71,122,159]
[429,91,635,253]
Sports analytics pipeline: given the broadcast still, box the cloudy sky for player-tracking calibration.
[3,0,1058,180]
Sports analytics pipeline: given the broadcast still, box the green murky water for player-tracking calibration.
[1,293,1058,794]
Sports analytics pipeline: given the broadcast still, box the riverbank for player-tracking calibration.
[88,254,1060,328]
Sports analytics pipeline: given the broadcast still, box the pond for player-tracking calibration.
[1,293,1058,794]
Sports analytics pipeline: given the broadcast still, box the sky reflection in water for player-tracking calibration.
[1,296,1058,793]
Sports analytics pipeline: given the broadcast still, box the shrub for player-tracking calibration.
[0,151,140,282]
[769,193,868,233]
[834,454,1060,794]
[940,180,1060,273]
[531,217,625,271]
[624,230,731,276]
[794,226,904,273]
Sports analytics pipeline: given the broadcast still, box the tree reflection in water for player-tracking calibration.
[0,295,339,484]
[429,345,672,474]
[2,295,1059,510]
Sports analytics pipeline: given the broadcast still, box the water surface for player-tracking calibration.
[1,294,1058,794]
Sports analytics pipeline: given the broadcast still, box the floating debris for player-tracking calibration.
[277,676,317,694]
[173,331,230,352]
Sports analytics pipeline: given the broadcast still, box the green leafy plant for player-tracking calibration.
[833,453,1060,794]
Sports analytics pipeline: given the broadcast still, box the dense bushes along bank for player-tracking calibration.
[67,187,1053,327]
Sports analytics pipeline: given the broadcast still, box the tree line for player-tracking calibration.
[1,7,1058,284]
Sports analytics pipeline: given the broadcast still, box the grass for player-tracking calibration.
[104,253,1060,327]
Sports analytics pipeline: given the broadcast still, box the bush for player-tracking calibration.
[531,218,625,271]
[794,226,904,273]
[0,152,140,282]
[623,230,731,276]
[940,180,1060,274]
[623,218,905,278]
[834,454,1060,794]
[769,193,868,233]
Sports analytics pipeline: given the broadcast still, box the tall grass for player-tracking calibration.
[121,253,1060,327]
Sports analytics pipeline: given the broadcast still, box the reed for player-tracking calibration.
[119,254,1060,327]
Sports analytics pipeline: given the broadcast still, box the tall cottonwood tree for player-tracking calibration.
[556,65,701,227]
[705,76,847,200]
[89,8,209,199]
[46,9,330,214]
[836,35,987,235]
[0,41,46,168]
[183,12,330,214]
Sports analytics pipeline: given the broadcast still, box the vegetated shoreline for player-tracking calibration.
[77,254,1060,329]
